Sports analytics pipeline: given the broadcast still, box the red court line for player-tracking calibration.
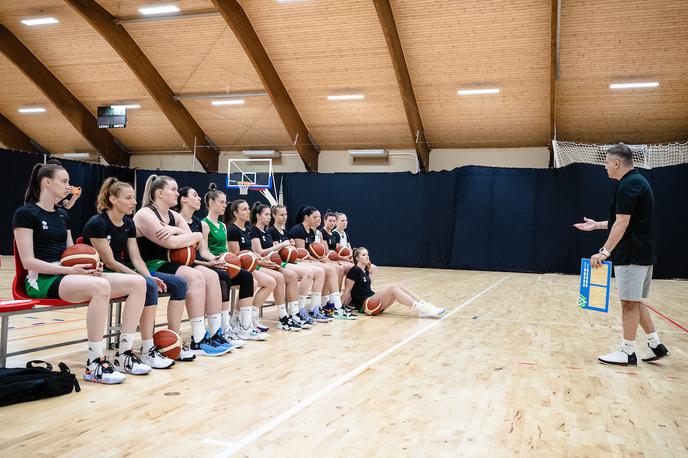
[644,303,688,334]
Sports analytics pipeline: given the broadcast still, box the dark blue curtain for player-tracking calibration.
[2,147,687,279]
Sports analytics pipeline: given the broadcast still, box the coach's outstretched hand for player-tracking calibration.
[574,217,598,231]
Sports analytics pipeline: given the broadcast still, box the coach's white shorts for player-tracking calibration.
[614,264,653,301]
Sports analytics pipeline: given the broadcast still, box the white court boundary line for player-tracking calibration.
[203,275,512,457]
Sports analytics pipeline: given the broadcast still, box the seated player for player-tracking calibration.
[84,177,176,371]
[13,162,126,384]
[342,247,445,318]
[320,211,353,284]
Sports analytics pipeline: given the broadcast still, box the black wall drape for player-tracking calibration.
[2,148,687,279]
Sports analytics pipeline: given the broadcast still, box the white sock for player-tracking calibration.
[277,303,288,318]
[190,316,206,343]
[208,313,221,336]
[286,301,298,316]
[647,332,661,348]
[331,292,343,310]
[240,307,253,329]
[251,306,259,319]
[141,338,154,354]
[621,339,635,355]
[310,293,322,311]
[221,310,231,331]
[321,294,330,308]
[88,340,105,363]
[298,295,307,311]
[118,333,135,353]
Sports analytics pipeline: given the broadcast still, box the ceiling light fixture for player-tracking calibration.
[609,82,659,89]
[21,17,59,26]
[327,94,364,101]
[458,88,500,96]
[110,104,141,109]
[18,107,46,113]
[211,99,245,106]
[139,5,180,15]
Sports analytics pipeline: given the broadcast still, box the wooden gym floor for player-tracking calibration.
[0,255,686,457]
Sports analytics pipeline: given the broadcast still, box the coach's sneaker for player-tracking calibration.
[140,346,175,369]
[222,326,246,349]
[641,343,669,362]
[113,350,152,375]
[598,347,638,366]
[278,315,302,331]
[332,308,356,320]
[298,308,315,328]
[210,329,235,352]
[190,334,231,357]
[176,343,196,362]
[84,357,126,385]
[252,317,270,333]
[415,301,446,318]
[309,306,330,323]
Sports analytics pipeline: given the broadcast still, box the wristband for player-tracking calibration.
[599,247,611,257]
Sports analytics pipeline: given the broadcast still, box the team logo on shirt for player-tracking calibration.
[262,236,266,242]
[106,235,112,244]
[241,237,245,244]
[41,220,48,230]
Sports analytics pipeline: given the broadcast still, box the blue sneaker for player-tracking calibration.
[190,333,231,356]
[298,308,315,328]
[322,303,336,318]
[309,306,330,323]
[210,329,235,352]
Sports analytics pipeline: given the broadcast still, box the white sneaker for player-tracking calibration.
[84,357,126,384]
[113,350,152,375]
[252,317,269,333]
[415,301,445,318]
[598,347,637,366]
[237,323,269,341]
[140,346,175,369]
[223,325,246,349]
[177,343,196,362]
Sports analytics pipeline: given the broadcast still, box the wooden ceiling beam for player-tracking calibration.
[0,23,129,166]
[373,0,429,172]
[211,0,319,172]
[0,112,45,153]
[65,0,220,171]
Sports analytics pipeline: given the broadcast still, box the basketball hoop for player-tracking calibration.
[238,181,252,195]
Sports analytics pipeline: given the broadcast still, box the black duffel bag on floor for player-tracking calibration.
[0,360,81,407]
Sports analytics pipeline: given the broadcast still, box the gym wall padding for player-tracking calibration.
[2,147,687,279]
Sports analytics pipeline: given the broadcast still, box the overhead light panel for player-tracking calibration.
[349,149,388,158]
[609,82,659,89]
[18,107,46,113]
[111,104,141,109]
[328,94,364,101]
[458,88,500,96]
[242,150,281,158]
[21,17,59,26]
[139,5,180,15]
[212,99,245,106]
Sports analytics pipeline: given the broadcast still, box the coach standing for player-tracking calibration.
[574,142,669,366]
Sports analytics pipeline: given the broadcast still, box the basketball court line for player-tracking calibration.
[202,275,512,458]
[644,303,688,333]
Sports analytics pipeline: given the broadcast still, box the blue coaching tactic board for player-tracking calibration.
[579,258,612,313]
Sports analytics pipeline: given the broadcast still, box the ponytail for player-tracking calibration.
[250,201,269,225]
[96,177,133,212]
[141,174,174,207]
[24,162,66,204]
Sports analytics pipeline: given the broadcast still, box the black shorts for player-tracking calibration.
[156,262,184,275]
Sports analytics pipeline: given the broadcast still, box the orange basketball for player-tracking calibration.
[327,250,339,261]
[167,246,196,266]
[269,252,282,264]
[363,297,382,316]
[153,329,182,360]
[279,246,298,263]
[308,241,326,259]
[222,252,241,278]
[336,246,351,258]
[238,250,258,272]
[61,244,100,269]
[296,247,310,260]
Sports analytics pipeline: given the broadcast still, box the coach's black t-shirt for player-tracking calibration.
[83,212,136,265]
[228,223,253,250]
[12,203,71,263]
[346,265,374,305]
[320,229,338,250]
[250,226,274,250]
[269,226,289,244]
[609,169,656,266]
[289,223,316,249]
